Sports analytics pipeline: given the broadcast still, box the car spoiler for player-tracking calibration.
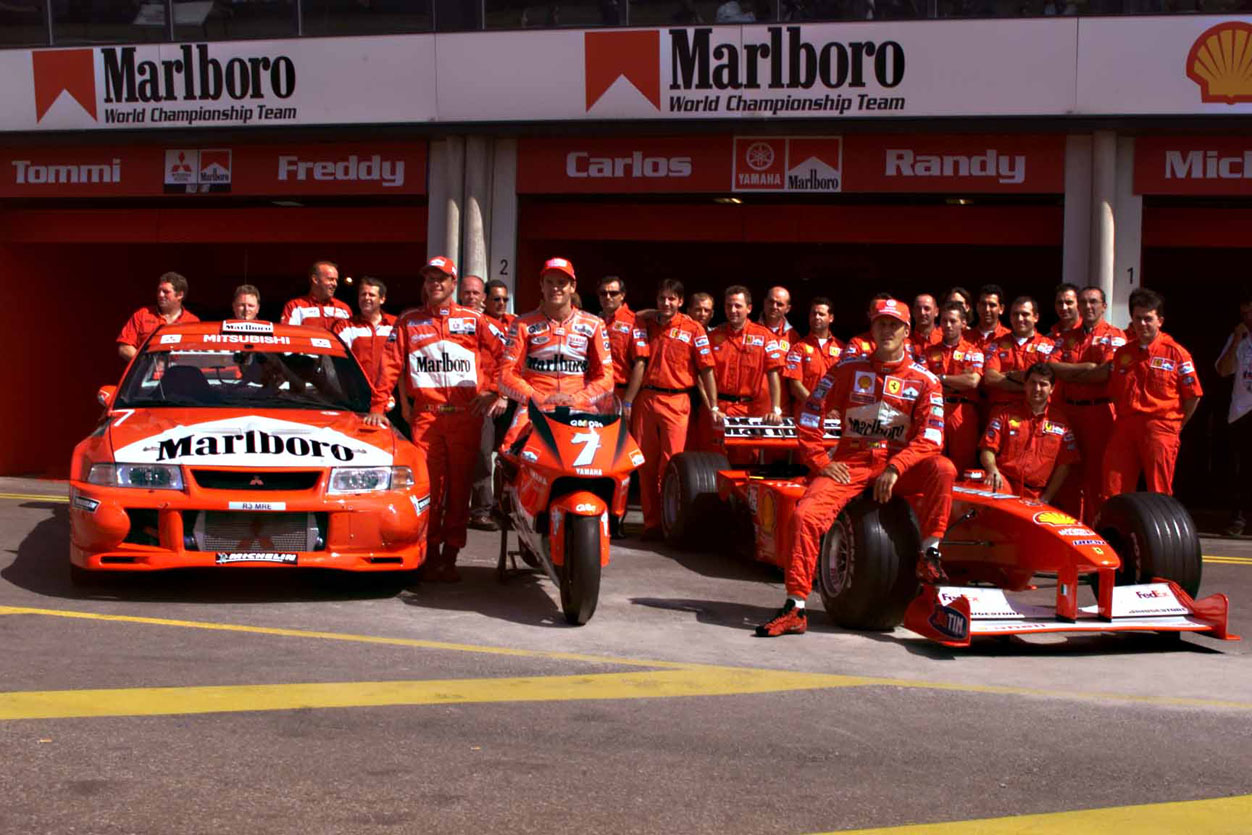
[721,416,840,449]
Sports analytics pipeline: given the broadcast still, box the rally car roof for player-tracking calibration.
[145,321,350,356]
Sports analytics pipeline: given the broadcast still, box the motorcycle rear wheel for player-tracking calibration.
[559,514,602,625]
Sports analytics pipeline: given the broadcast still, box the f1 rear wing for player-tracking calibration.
[721,416,840,449]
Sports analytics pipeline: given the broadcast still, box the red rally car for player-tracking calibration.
[69,320,430,582]
[663,417,1237,647]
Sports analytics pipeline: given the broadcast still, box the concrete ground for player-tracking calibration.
[0,476,1249,834]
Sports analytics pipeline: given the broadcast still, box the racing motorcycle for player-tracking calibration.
[495,397,642,625]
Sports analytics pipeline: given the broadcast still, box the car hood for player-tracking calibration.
[108,409,395,468]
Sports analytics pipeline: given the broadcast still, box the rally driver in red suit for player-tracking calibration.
[756,298,957,637]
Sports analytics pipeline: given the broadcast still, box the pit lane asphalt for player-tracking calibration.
[0,476,1249,834]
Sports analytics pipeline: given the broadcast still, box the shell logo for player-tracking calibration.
[1186,21,1252,104]
[1034,510,1078,526]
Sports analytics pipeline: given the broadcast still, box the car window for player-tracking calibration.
[116,349,373,412]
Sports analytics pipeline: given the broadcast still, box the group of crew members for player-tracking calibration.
[114,260,1203,637]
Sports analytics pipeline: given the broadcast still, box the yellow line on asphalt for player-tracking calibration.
[0,669,863,721]
[1204,555,1252,565]
[0,492,66,503]
[832,793,1252,834]
[2,606,1250,714]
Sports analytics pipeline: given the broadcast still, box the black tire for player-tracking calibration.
[559,515,602,625]
[1095,492,1202,598]
[817,496,920,631]
[662,451,729,547]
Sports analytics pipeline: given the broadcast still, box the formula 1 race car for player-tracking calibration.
[662,417,1237,647]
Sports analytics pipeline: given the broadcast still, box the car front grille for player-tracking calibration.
[191,470,321,492]
[188,511,321,552]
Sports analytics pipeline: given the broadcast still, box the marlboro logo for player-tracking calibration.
[585,30,661,111]
[32,49,97,122]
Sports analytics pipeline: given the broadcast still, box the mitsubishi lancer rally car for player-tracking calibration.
[68,320,429,582]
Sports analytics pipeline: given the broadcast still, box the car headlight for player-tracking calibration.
[87,463,184,490]
[328,466,413,494]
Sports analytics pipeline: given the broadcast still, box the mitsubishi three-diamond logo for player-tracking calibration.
[32,48,97,122]
[584,30,660,112]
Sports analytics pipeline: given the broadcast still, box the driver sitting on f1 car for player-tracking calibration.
[756,298,958,638]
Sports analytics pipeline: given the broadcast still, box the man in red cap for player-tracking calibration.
[980,362,1079,502]
[499,257,614,449]
[281,260,353,330]
[369,256,506,582]
[756,298,956,638]
[840,293,896,361]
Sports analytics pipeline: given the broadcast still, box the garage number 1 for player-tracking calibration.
[571,430,601,467]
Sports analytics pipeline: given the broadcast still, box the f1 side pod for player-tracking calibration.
[903,580,1240,648]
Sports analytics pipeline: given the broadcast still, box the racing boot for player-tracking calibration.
[916,546,949,585]
[434,544,462,583]
[754,599,807,638]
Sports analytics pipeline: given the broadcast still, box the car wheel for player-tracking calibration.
[1095,492,1201,598]
[817,495,920,631]
[662,451,729,547]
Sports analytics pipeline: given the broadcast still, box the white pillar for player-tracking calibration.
[462,135,491,280]
[1062,134,1093,289]
[1111,136,1142,330]
[489,137,519,311]
[426,136,465,263]
[1090,130,1118,313]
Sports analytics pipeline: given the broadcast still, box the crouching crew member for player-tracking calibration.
[368,256,506,582]
[979,363,1078,503]
[756,298,956,638]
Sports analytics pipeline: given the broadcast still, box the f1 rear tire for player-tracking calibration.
[817,496,920,631]
[559,514,602,625]
[1095,492,1201,598]
[662,451,729,547]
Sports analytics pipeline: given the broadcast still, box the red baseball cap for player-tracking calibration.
[420,255,457,279]
[541,257,576,282]
[871,297,911,326]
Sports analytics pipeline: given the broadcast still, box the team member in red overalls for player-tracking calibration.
[598,275,647,403]
[469,278,518,532]
[982,296,1056,417]
[485,280,515,331]
[281,260,353,330]
[332,277,396,397]
[1099,289,1202,506]
[1048,285,1128,523]
[922,302,985,472]
[624,279,717,540]
[785,296,843,413]
[980,363,1078,502]
[756,299,956,637]
[758,286,799,413]
[369,256,506,581]
[700,286,785,450]
[970,284,1010,351]
[910,293,943,358]
[499,258,614,449]
[117,272,199,361]
[1048,283,1082,343]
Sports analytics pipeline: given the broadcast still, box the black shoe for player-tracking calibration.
[1222,518,1245,537]
[609,515,625,541]
[916,546,949,585]
[754,600,808,637]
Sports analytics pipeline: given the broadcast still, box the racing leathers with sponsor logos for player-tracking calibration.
[280,294,353,331]
[630,313,715,533]
[784,356,956,604]
[373,303,505,567]
[498,308,614,449]
[980,401,1079,500]
[332,312,397,394]
[920,339,985,472]
[1102,333,1203,503]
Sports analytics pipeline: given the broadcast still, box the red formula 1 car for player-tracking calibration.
[68,320,430,583]
[663,417,1237,647]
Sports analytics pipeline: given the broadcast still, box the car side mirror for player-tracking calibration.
[97,385,117,408]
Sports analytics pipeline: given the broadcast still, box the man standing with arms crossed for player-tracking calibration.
[369,256,506,582]
[756,299,956,637]
[117,272,199,361]
[281,261,352,330]
[982,296,1056,418]
[703,286,785,451]
[922,301,984,472]
[623,279,718,541]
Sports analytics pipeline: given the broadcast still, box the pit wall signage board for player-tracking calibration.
[1134,136,1252,195]
[0,141,427,197]
[1077,16,1252,115]
[517,134,1064,194]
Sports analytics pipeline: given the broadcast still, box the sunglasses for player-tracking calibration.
[598,290,623,298]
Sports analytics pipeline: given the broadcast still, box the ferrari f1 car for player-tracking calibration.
[68,320,430,582]
[662,417,1237,647]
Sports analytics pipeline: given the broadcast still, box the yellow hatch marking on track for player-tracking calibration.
[1,606,1251,715]
[830,793,1252,834]
[0,492,67,503]
[0,669,862,721]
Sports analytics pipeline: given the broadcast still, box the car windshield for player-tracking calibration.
[115,349,374,412]
[537,395,624,426]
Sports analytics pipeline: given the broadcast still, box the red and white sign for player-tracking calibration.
[518,134,1062,195]
[1,141,426,197]
[1135,136,1252,195]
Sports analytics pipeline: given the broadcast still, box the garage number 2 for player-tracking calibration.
[570,430,601,467]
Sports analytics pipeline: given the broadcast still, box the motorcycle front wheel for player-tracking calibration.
[559,514,602,625]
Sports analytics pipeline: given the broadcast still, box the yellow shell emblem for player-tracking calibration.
[1187,21,1252,104]
[1034,510,1077,526]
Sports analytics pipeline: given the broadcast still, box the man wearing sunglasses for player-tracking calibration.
[598,276,647,406]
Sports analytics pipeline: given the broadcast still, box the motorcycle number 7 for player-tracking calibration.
[570,431,601,467]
